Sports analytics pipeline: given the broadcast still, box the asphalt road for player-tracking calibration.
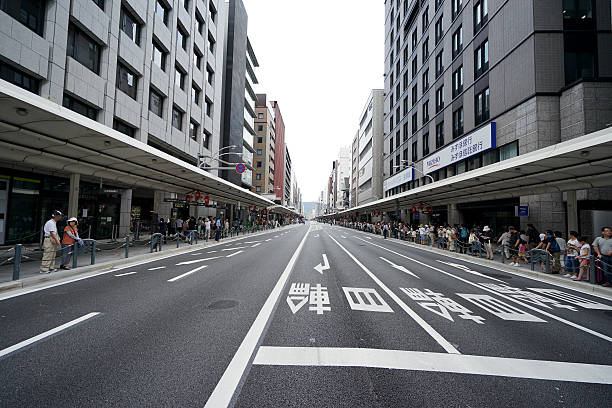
[1,222,611,407]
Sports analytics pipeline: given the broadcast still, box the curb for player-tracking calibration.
[344,227,612,299]
[0,226,295,295]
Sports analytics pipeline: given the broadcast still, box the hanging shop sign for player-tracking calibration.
[423,122,496,175]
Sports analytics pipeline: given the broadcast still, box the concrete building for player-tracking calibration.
[351,130,359,207]
[356,89,384,206]
[272,101,286,201]
[382,0,612,234]
[284,145,292,206]
[335,146,351,210]
[0,0,238,242]
[219,0,258,191]
[253,94,275,195]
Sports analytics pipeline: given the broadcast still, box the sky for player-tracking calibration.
[242,0,384,202]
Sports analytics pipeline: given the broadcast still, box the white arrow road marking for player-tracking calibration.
[380,257,420,279]
[251,243,261,247]
[253,347,612,385]
[176,256,222,266]
[313,254,330,274]
[0,313,101,358]
[226,250,244,258]
[222,246,247,251]
[114,272,137,277]
[168,265,208,282]
[147,266,166,271]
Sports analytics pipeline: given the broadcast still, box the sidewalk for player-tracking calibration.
[339,226,612,298]
[0,226,290,289]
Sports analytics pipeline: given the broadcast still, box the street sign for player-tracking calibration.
[517,205,529,217]
[235,163,246,174]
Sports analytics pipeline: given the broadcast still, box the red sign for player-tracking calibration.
[235,163,246,174]
[204,196,210,205]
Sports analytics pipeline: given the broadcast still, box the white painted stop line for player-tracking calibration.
[253,346,612,385]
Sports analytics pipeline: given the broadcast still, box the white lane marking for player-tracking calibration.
[147,266,166,271]
[341,235,347,239]
[365,236,372,240]
[327,234,459,354]
[355,237,612,343]
[436,260,506,283]
[313,254,330,274]
[251,243,261,247]
[226,250,244,258]
[222,246,247,251]
[0,312,100,358]
[243,241,261,244]
[274,235,280,238]
[207,250,218,253]
[176,256,222,266]
[253,346,612,385]
[167,265,208,282]
[114,272,137,277]
[265,239,272,242]
[456,293,546,322]
[204,225,312,408]
[380,257,420,279]
[314,234,319,238]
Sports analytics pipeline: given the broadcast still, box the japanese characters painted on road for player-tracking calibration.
[436,260,505,282]
[342,287,394,313]
[479,283,578,311]
[456,293,546,322]
[526,288,612,310]
[286,283,331,315]
[400,288,485,324]
[313,254,330,274]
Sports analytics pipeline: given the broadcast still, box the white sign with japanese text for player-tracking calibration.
[423,122,496,175]
[384,167,414,192]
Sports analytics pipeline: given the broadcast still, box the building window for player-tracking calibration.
[62,94,97,120]
[257,136,263,143]
[403,46,408,65]
[435,15,443,44]
[435,0,444,11]
[422,37,429,59]
[191,84,200,105]
[412,113,418,134]
[1,0,46,36]
[403,97,409,116]
[203,130,211,149]
[474,39,489,79]
[208,32,216,53]
[564,32,597,84]
[172,107,183,130]
[422,133,430,156]
[411,85,417,106]
[452,65,463,98]
[257,161,262,168]
[152,40,167,71]
[189,120,198,140]
[389,138,393,155]
[177,26,188,50]
[194,47,202,70]
[205,98,213,117]
[256,173,262,180]
[196,12,205,34]
[155,0,169,26]
[403,148,408,165]
[257,148,263,155]
[206,65,214,85]
[183,0,190,11]
[0,61,40,94]
[422,7,429,33]
[389,158,394,176]
[499,141,518,161]
[422,69,429,92]
[452,107,464,139]
[258,112,264,119]
[412,140,418,162]
[411,58,417,79]
[474,0,488,33]
[396,131,400,148]
[435,50,444,78]
[474,87,490,125]
[120,7,141,45]
[113,119,135,137]
[452,26,463,59]
[435,122,444,149]
[257,125,264,132]
[452,0,463,20]
[403,122,408,141]
[149,88,164,117]
[209,1,217,23]
[436,85,444,113]
[255,186,261,192]
[67,24,101,74]
[422,101,429,124]
[175,65,186,90]
[412,30,418,51]
[92,0,104,10]
[116,63,138,100]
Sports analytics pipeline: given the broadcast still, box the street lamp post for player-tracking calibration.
[394,161,435,184]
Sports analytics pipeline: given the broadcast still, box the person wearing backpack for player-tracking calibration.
[543,230,561,273]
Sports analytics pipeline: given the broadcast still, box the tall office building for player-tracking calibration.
[253,93,275,194]
[284,145,292,206]
[351,130,359,207]
[356,89,384,206]
[335,146,351,210]
[0,0,229,241]
[219,0,258,189]
[383,0,612,232]
[272,100,286,201]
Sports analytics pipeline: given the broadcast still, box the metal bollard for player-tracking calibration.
[72,243,78,269]
[176,235,180,248]
[589,256,596,283]
[544,252,550,274]
[90,241,96,265]
[150,236,154,253]
[125,236,130,258]
[501,245,505,264]
[529,249,534,270]
[13,244,22,281]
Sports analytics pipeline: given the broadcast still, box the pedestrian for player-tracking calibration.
[565,230,580,279]
[188,216,196,231]
[592,226,612,286]
[40,210,63,274]
[526,224,540,251]
[497,227,511,260]
[224,218,230,238]
[542,230,561,273]
[508,226,522,266]
[60,217,83,270]
[215,217,221,241]
[383,223,389,239]
[555,231,566,274]
[481,226,494,260]
[459,225,469,254]
[169,217,176,236]
[205,217,211,241]
[573,237,591,282]
[158,218,168,237]
[175,217,183,236]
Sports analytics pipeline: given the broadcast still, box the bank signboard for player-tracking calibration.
[423,122,496,175]
[384,167,414,192]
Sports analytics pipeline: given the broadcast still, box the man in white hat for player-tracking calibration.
[40,210,63,273]
[481,226,494,260]
[60,217,83,270]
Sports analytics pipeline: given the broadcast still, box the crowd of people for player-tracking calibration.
[154,216,281,242]
[337,220,612,287]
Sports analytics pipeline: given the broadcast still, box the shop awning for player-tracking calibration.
[0,82,289,212]
[321,125,612,218]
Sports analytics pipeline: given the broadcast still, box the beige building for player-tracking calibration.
[252,94,276,194]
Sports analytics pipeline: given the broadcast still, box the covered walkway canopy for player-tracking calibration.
[0,82,287,212]
[320,125,612,219]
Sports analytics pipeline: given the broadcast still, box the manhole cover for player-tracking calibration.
[207,300,239,310]
[482,272,512,279]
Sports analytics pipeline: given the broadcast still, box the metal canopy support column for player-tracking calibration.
[119,189,132,237]
[68,173,80,217]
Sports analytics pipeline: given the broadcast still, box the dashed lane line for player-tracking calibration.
[226,250,244,258]
[176,256,222,266]
[167,265,208,282]
[147,266,166,271]
[114,272,137,277]
[251,243,261,247]
[222,246,248,251]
